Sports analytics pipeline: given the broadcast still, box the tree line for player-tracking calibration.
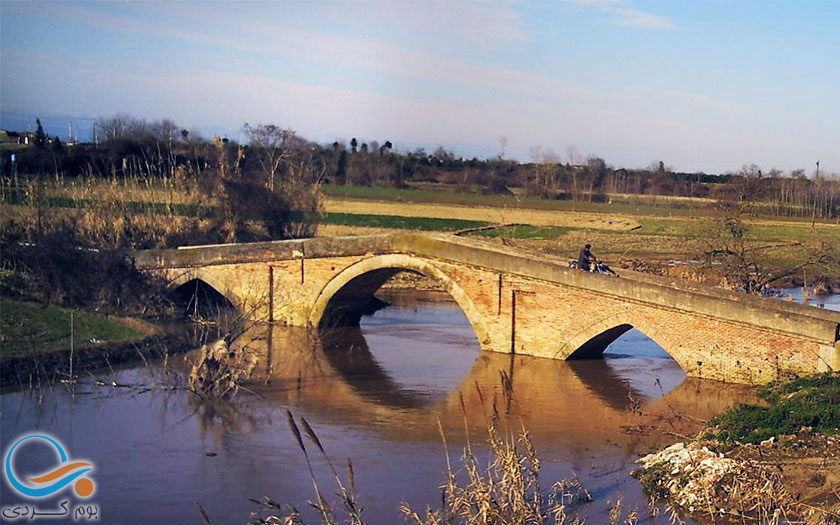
[2,113,838,221]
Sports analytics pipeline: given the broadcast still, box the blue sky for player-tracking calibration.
[1,0,838,173]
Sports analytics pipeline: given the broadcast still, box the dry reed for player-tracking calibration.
[248,410,593,525]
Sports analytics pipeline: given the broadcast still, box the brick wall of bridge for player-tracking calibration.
[158,252,836,384]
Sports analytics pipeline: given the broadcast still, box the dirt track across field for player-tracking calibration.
[324,198,641,231]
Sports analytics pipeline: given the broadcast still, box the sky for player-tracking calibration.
[1,0,838,174]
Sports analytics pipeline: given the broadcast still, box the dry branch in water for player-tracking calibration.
[188,336,258,400]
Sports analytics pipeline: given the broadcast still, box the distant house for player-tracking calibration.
[0,130,20,144]
[0,130,34,145]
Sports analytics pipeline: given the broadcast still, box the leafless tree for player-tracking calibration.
[529,145,560,196]
[243,123,296,191]
[497,136,508,159]
[702,195,837,294]
[95,113,135,141]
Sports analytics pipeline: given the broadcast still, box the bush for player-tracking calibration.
[0,225,169,316]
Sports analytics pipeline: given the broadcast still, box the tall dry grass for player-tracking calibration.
[1,141,322,249]
[1,171,210,249]
[399,421,592,525]
[245,411,594,525]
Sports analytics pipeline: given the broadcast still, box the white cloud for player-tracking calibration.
[565,0,677,30]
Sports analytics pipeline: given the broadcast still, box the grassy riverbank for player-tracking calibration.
[1,299,146,358]
[710,373,840,445]
[0,299,189,388]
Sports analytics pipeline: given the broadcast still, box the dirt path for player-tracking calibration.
[324,198,641,231]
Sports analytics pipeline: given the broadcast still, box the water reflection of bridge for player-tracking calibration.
[230,322,755,450]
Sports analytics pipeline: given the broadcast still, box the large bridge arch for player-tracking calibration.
[308,254,491,349]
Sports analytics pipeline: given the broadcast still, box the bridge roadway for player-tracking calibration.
[134,233,840,384]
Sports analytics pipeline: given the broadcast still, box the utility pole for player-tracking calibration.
[92,122,98,146]
[811,160,820,229]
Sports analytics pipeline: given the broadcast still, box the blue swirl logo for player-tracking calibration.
[4,435,95,499]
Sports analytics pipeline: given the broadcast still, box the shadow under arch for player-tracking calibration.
[308,254,491,349]
[167,270,239,314]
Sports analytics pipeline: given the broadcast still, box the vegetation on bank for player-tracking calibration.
[0,299,144,358]
[2,114,838,294]
[4,113,839,223]
[709,373,840,445]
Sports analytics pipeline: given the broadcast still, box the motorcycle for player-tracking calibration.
[568,259,619,276]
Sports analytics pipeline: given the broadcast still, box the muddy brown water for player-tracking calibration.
[4,289,832,524]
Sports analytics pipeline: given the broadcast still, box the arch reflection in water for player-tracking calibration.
[238,297,755,452]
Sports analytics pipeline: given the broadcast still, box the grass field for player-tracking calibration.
[323,197,641,230]
[322,183,717,217]
[321,212,487,231]
[322,184,840,225]
[321,191,840,278]
[0,299,145,357]
[469,224,573,240]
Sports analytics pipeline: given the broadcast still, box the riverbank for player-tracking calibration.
[0,299,186,388]
[632,373,840,523]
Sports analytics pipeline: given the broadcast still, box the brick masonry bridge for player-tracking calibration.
[134,233,840,384]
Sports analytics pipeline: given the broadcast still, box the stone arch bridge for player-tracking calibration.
[134,233,840,384]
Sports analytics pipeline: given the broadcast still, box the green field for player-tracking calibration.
[321,212,488,231]
[321,184,717,217]
[469,224,574,240]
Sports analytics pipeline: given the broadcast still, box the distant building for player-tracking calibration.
[0,130,20,144]
[0,130,34,145]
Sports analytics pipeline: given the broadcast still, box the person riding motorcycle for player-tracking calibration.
[577,244,595,271]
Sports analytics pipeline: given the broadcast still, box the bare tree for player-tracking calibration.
[243,123,296,191]
[96,113,135,141]
[497,136,508,159]
[529,145,560,196]
[701,198,837,294]
[149,118,179,144]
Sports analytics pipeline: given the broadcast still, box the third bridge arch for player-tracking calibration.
[135,233,840,384]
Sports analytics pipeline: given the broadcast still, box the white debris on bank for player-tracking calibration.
[637,442,735,511]
[634,441,788,520]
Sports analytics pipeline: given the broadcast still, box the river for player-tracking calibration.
[1,289,837,523]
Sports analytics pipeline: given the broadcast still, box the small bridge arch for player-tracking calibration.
[167,270,241,313]
[560,315,696,373]
[309,253,491,349]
